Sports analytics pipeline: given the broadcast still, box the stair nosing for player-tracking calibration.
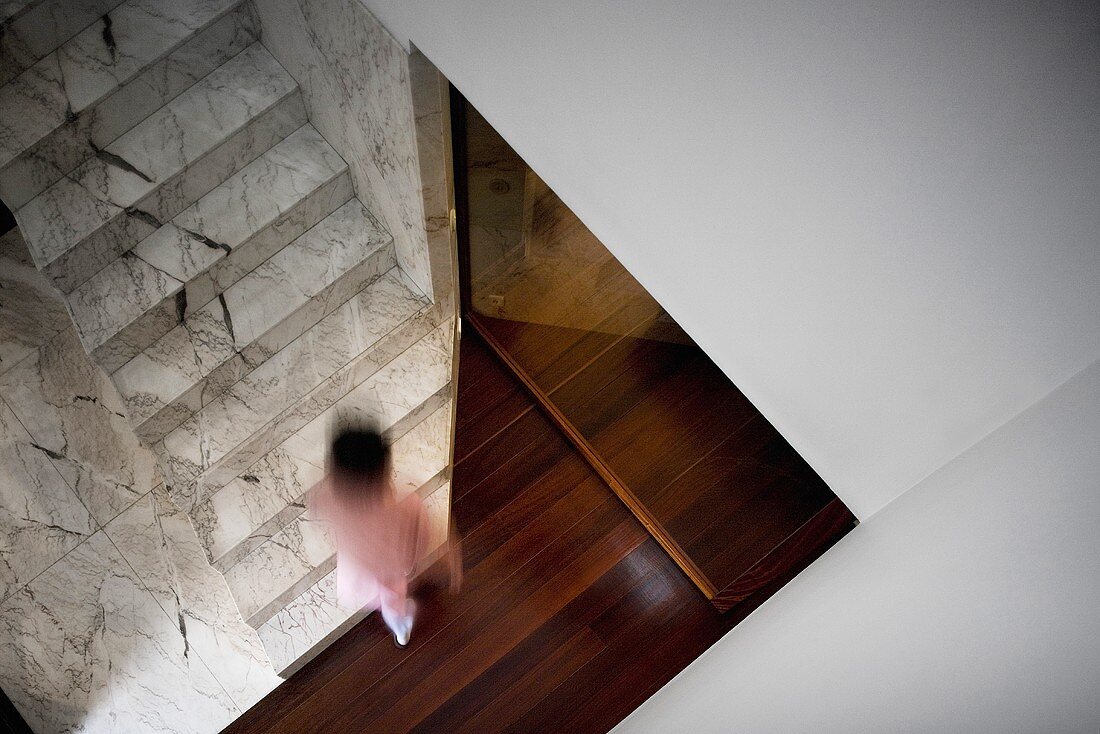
[203,385,453,573]
[160,288,442,507]
[20,42,302,279]
[72,123,351,361]
[116,194,392,440]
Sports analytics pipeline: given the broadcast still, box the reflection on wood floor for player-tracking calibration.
[466,108,690,346]
[475,314,853,607]
[225,333,851,733]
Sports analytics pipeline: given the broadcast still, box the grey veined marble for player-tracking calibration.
[16,42,305,293]
[0,2,258,209]
[0,228,69,375]
[104,487,281,710]
[0,0,123,86]
[0,531,240,733]
[113,196,389,442]
[0,399,96,604]
[0,327,160,525]
[160,270,434,508]
[66,123,351,372]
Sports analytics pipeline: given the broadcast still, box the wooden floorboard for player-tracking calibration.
[226,331,852,733]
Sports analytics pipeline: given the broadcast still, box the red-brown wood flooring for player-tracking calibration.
[225,331,850,733]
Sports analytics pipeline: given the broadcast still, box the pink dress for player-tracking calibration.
[309,479,430,613]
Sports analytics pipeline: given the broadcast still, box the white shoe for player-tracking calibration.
[393,600,416,648]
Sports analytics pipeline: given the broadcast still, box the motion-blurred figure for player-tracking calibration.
[308,426,461,648]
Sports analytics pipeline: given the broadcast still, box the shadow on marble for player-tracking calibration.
[0,228,69,375]
[104,486,281,711]
[0,531,239,733]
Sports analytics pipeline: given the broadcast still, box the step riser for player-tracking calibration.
[160,297,445,511]
[89,170,354,375]
[202,391,452,573]
[257,481,451,677]
[0,0,126,86]
[236,469,450,630]
[187,309,447,504]
[0,3,258,210]
[127,223,392,445]
[38,91,307,294]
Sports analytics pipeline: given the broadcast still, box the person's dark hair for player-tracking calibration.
[330,426,391,502]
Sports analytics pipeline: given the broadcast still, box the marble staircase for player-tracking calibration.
[1,0,452,679]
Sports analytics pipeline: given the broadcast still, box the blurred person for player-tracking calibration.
[308,426,461,648]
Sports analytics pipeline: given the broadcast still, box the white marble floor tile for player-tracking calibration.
[0,531,239,733]
[104,487,281,711]
[0,327,159,525]
[0,399,97,604]
[0,229,69,375]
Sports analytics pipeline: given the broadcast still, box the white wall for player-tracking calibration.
[358,0,1100,519]
[615,356,1100,733]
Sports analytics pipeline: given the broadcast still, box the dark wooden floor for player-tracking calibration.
[477,314,849,605]
[226,332,850,733]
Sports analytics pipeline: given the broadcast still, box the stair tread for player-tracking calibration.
[195,393,451,572]
[18,42,296,271]
[257,481,451,675]
[0,0,244,170]
[67,252,183,353]
[226,462,450,629]
[0,0,124,86]
[67,124,347,355]
[132,125,348,285]
[159,270,437,501]
[114,198,393,429]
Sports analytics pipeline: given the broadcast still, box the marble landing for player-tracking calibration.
[104,487,281,710]
[68,123,352,372]
[0,225,282,729]
[0,532,241,733]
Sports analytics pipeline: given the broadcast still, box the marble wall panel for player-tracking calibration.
[0,399,96,604]
[0,229,69,375]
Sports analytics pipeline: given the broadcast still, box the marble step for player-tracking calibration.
[158,273,446,511]
[67,124,353,374]
[0,0,125,86]
[0,0,257,208]
[193,389,452,574]
[257,480,451,677]
[15,42,305,294]
[114,197,392,447]
[225,466,451,630]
